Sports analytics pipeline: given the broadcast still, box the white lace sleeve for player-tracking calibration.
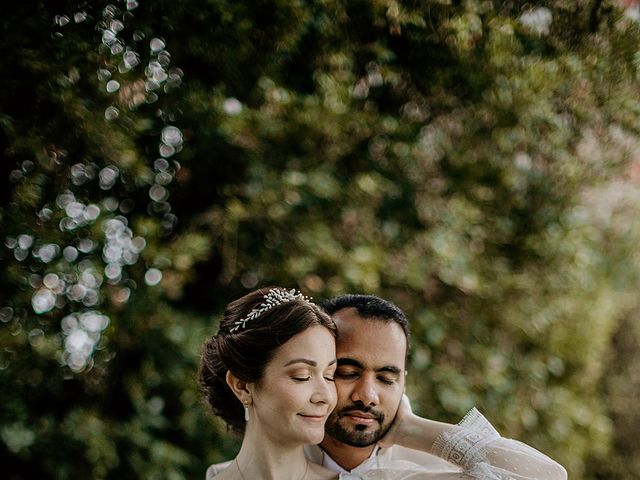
[431,408,567,480]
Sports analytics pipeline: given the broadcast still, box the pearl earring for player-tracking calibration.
[244,403,250,421]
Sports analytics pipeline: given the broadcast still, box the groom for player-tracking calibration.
[207,293,567,479]
[308,293,420,470]
[307,293,468,474]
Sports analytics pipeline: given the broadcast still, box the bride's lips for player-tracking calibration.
[298,413,327,422]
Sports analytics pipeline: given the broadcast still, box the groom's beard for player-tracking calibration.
[324,403,391,447]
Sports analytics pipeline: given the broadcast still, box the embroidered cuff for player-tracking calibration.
[431,407,501,470]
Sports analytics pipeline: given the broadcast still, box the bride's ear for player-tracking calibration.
[226,370,252,404]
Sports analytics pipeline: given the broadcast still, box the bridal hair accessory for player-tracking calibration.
[230,288,311,333]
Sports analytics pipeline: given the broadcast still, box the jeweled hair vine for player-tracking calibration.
[229,287,311,333]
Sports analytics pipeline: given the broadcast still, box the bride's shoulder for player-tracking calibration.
[206,461,237,480]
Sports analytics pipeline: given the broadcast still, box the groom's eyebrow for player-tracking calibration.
[336,358,364,368]
[338,358,401,375]
[378,366,401,375]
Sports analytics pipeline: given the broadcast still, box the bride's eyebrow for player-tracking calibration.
[284,359,317,367]
[284,359,337,367]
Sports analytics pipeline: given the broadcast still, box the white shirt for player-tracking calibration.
[318,446,380,474]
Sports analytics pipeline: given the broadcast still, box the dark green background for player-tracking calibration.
[2,1,640,478]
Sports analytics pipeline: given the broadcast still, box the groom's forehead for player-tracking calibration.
[331,308,407,359]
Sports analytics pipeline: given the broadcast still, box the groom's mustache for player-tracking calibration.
[337,404,384,423]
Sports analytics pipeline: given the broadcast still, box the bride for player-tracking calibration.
[199,287,340,480]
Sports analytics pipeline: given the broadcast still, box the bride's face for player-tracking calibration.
[249,325,337,446]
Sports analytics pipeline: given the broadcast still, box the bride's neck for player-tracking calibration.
[234,424,309,480]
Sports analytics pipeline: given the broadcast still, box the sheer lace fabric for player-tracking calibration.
[431,407,500,471]
[430,407,566,480]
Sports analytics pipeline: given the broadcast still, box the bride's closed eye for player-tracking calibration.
[324,365,336,382]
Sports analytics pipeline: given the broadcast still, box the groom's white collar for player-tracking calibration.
[304,444,380,473]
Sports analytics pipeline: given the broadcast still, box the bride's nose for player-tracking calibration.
[311,377,336,405]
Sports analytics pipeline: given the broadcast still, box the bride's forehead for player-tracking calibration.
[270,326,336,362]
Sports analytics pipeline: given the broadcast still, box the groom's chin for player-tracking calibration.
[327,421,381,447]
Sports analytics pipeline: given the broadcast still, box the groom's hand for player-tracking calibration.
[377,394,413,448]
[378,395,461,453]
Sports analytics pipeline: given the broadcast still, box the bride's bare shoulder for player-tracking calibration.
[206,461,237,480]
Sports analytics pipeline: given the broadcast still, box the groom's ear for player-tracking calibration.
[226,370,252,403]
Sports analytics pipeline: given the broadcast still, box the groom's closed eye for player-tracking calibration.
[377,375,396,385]
[335,369,360,379]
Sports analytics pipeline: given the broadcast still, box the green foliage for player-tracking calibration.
[2,1,640,479]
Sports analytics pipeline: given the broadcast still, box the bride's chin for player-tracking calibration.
[305,429,325,445]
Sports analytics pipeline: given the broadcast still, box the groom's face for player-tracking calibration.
[323,308,407,447]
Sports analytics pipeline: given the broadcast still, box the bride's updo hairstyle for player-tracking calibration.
[199,286,336,432]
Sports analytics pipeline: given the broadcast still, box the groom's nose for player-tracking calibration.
[350,375,379,407]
